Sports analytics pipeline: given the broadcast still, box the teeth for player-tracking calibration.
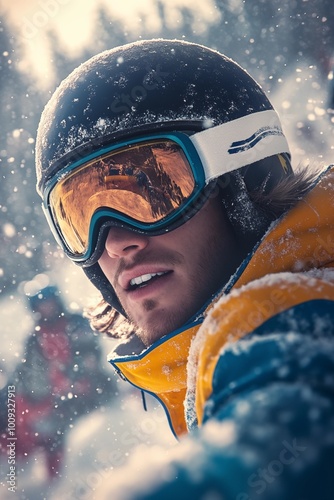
[130,272,165,287]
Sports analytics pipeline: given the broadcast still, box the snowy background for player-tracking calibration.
[0,0,333,498]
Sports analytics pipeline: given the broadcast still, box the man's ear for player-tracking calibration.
[241,153,293,194]
[219,169,275,251]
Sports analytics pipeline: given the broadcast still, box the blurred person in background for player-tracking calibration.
[0,283,113,481]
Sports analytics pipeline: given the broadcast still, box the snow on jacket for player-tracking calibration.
[105,165,334,500]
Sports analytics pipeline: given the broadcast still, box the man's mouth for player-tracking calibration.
[129,271,170,290]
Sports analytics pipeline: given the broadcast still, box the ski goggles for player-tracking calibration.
[42,110,289,265]
[43,132,209,265]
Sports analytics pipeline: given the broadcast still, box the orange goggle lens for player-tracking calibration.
[47,139,197,258]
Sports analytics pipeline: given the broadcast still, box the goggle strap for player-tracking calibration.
[190,109,290,183]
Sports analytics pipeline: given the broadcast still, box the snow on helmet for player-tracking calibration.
[35,39,292,312]
[36,38,292,193]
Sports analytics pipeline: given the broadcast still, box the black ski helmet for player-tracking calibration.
[35,39,292,313]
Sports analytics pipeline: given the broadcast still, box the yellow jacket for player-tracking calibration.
[109,166,334,438]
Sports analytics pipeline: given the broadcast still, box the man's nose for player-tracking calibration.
[104,226,149,258]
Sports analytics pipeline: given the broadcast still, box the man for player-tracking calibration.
[35,40,334,499]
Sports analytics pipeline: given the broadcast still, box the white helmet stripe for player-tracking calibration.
[190,109,290,183]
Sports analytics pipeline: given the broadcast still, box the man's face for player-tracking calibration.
[99,195,243,346]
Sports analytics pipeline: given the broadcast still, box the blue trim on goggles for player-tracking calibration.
[43,132,207,265]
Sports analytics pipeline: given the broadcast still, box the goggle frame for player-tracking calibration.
[43,131,207,265]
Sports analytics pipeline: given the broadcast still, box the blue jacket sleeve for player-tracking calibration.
[98,300,334,500]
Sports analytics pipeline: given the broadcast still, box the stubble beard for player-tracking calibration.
[126,298,180,346]
[124,270,208,346]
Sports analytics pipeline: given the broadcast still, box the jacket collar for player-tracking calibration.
[109,321,202,437]
[108,166,334,436]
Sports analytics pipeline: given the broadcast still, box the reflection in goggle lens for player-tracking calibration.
[49,140,196,256]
